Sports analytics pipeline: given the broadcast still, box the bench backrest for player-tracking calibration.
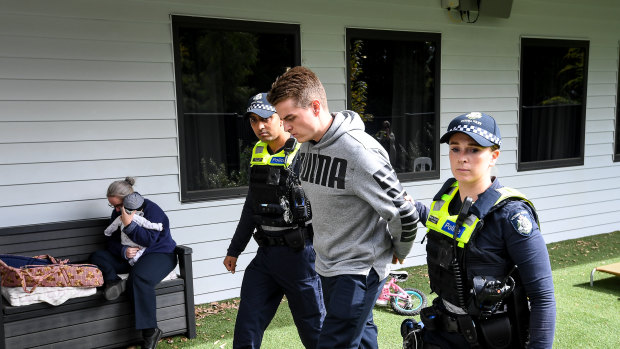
[0,218,110,263]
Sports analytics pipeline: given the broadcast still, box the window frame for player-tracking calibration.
[614,44,620,162]
[171,15,301,202]
[345,28,441,182]
[517,37,589,171]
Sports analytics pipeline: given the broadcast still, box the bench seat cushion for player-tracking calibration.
[1,270,177,307]
[1,286,96,306]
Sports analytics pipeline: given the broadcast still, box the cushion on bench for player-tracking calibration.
[2,287,96,306]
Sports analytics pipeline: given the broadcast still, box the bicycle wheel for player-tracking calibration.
[390,288,427,316]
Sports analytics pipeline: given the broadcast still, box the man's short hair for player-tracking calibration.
[267,66,328,112]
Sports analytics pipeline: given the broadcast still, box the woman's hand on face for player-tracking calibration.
[125,247,140,259]
[120,206,136,226]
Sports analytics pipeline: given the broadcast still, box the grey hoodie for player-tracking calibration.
[297,111,419,279]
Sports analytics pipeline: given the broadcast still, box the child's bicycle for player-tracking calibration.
[375,270,427,316]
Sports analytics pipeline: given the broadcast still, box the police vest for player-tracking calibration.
[249,140,302,227]
[425,179,538,310]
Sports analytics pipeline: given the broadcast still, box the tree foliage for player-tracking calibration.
[542,48,585,106]
[349,39,374,122]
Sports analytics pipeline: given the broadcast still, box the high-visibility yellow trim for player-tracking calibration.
[250,141,300,168]
[425,181,535,248]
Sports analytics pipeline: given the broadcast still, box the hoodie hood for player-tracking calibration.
[314,110,365,149]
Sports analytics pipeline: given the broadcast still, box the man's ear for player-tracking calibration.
[312,100,321,116]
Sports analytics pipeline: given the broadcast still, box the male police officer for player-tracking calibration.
[223,93,325,349]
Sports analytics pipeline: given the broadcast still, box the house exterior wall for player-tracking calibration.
[1,0,618,304]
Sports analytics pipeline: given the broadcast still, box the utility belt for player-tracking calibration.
[420,298,514,349]
[253,226,313,251]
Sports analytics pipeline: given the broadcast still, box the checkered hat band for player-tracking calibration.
[248,102,275,112]
[448,124,501,146]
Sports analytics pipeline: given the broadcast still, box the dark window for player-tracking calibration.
[172,16,300,202]
[519,38,589,171]
[615,48,620,162]
[346,29,441,181]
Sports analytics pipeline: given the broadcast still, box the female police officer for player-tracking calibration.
[222,93,325,349]
[407,112,556,348]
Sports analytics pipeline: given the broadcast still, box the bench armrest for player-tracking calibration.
[174,245,193,279]
[173,244,196,338]
[174,245,193,255]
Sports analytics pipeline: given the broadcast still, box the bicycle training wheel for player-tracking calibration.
[390,288,427,316]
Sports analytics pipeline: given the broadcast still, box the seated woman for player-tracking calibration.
[103,192,163,265]
[90,177,177,349]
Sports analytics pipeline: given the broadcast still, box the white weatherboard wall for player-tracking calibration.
[0,0,619,304]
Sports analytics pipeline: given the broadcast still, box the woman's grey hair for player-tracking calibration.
[107,177,135,198]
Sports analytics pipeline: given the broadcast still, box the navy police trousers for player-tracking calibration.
[233,241,325,349]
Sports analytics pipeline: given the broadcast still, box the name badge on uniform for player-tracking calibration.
[510,210,533,236]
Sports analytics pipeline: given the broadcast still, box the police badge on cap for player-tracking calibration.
[244,92,277,119]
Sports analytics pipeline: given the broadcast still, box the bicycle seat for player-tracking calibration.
[389,270,409,281]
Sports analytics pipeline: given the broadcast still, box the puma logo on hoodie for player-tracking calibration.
[297,153,347,189]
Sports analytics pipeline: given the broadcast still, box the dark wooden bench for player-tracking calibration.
[0,218,196,349]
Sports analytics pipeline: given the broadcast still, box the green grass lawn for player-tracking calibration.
[159,231,620,348]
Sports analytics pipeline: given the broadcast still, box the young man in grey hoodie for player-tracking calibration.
[268,66,420,349]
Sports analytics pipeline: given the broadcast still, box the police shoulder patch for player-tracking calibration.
[510,210,533,236]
